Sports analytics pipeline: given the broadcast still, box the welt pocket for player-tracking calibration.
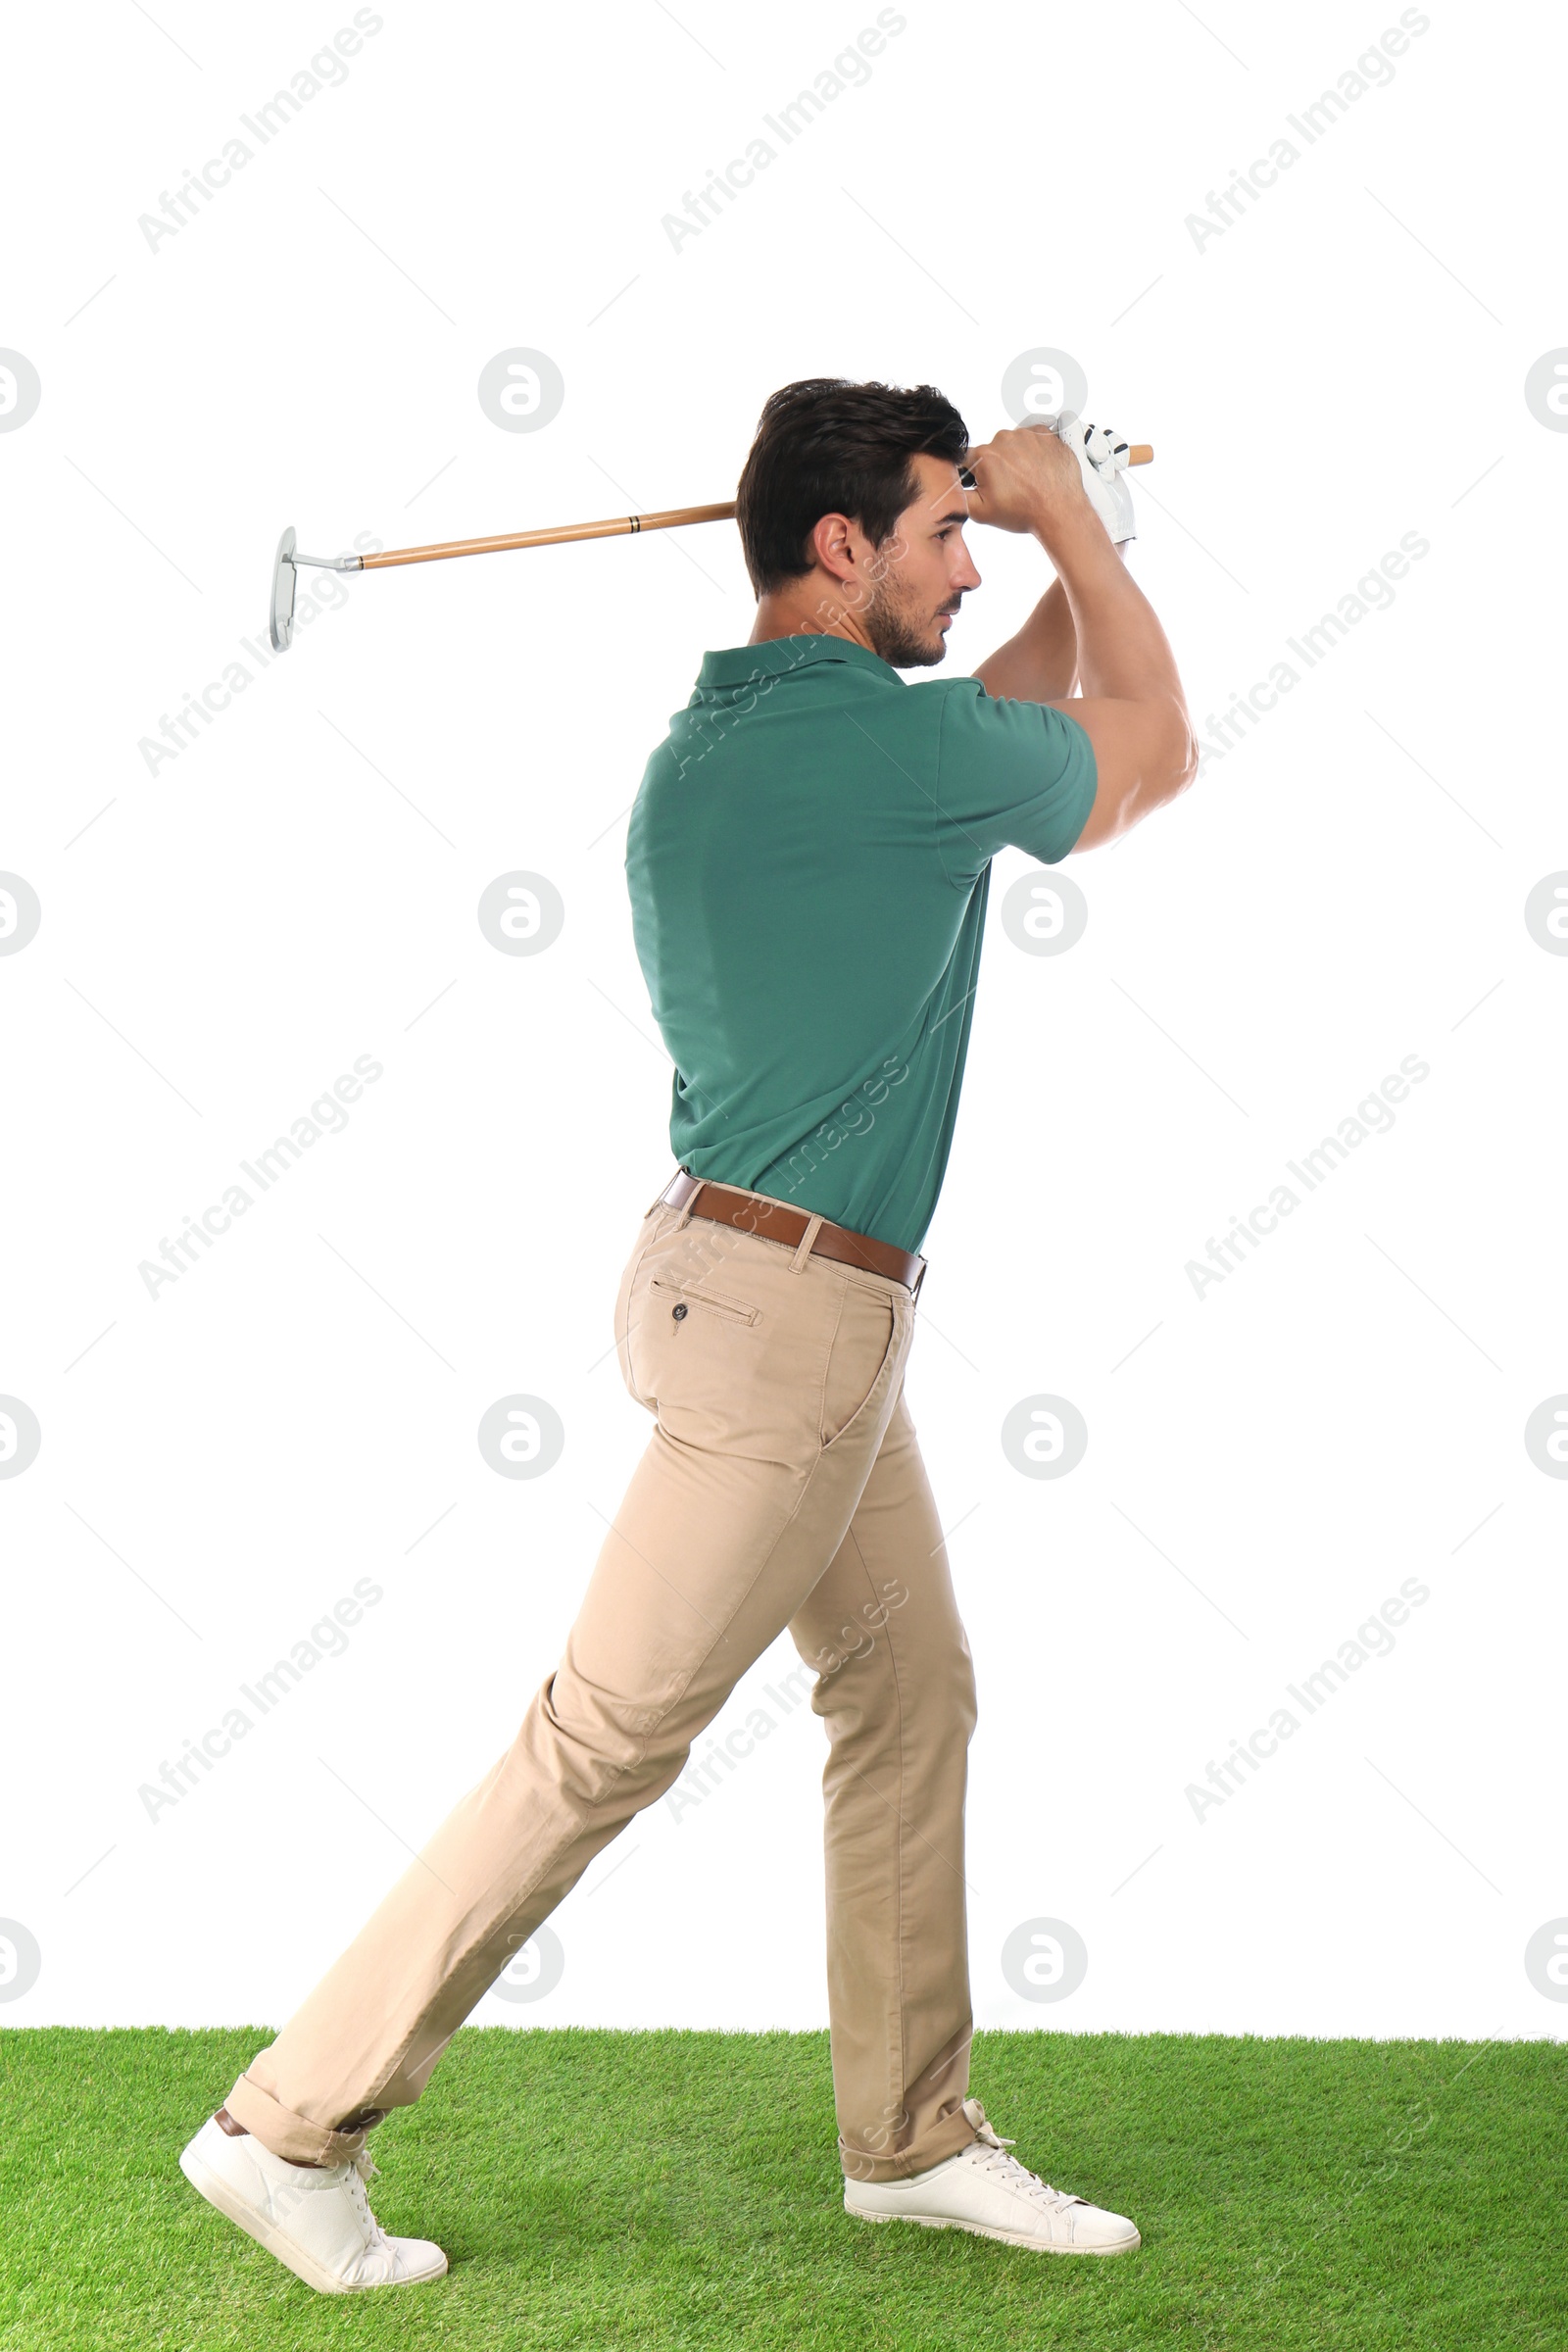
[648,1276,760,1328]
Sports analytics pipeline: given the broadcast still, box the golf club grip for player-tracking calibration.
[357,451,1155,570]
[361,504,740,568]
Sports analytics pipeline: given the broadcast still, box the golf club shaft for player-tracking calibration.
[361,501,740,570]
[318,448,1155,574]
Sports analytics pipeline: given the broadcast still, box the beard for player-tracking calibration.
[862,571,957,668]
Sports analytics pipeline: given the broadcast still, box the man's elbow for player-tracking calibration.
[1152,691,1203,804]
[1070,698,1201,852]
[1162,702,1200,799]
[1125,706,1199,826]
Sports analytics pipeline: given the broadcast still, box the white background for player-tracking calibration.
[3,0,1565,2046]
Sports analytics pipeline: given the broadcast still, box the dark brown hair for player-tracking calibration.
[735,377,969,597]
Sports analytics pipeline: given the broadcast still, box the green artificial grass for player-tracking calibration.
[1,2026,1562,2349]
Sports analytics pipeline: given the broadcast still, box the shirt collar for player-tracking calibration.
[694,634,900,694]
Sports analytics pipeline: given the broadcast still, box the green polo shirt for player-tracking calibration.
[625,633,1098,1253]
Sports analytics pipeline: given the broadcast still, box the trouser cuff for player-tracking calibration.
[222,2069,376,2168]
[839,2098,981,2184]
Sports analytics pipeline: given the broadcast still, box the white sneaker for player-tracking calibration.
[179,2113,448,2294]
[844,2097,1141,2255]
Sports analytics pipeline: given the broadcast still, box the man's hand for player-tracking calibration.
[963,416,1137,549]
[961,419,1094,540]
[1052,414,1137,547]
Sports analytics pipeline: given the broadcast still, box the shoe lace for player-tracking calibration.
[969,2112,1084,2211]
[344,2146,392,2252]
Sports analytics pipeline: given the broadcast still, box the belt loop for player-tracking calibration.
[788,1212,824,1275]
[672,1170,702,1233]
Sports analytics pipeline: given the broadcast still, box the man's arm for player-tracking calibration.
[963,426,1197,850]
[973,573,1078,704]
[972,543,1136,705]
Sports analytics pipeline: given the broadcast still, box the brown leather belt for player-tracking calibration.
[659,1168,926,1298]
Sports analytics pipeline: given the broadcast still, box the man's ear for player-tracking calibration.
[810,511,860,584]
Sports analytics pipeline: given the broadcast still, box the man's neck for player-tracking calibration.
[749,584,876,651]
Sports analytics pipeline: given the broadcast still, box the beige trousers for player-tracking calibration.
[226,1181,981,2183]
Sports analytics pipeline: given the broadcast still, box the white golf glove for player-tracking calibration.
[1051,412,1137,546]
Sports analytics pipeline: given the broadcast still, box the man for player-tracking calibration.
[180,378,1197,2292]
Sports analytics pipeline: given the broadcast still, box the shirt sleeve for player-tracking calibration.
[931,678,1098,884]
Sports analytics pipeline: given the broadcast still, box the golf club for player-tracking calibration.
[269,446,1155,652]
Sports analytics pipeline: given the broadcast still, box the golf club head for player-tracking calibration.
[270,526,298,653]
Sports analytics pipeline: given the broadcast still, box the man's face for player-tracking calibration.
[860,451,982,668]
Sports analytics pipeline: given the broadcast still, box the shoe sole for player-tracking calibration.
[179,2141,448,2295]
[847,2205,1140,2256]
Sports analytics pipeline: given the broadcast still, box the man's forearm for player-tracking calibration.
[972,574,1077,703]
[1043,508,1197,838]
[1041,510,1184,712]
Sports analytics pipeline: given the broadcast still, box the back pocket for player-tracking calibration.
[648,1276,760,1328]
